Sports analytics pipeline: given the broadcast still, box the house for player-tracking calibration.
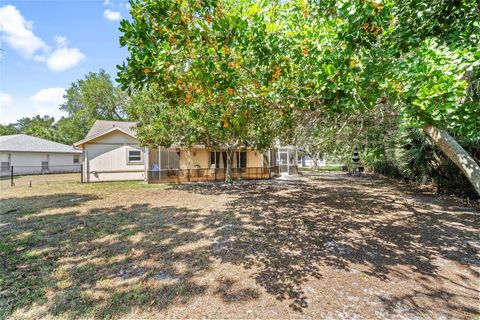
[298,154,326,167]
[74,120,298,183]
[0,134,82,176]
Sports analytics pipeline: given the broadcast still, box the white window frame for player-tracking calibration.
[127,148,143,164]
[73,154,80,164]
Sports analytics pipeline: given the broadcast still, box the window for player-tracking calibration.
[42,161,49,170]
[73,155,80,164]
[236,151,247,168]
[1,153,10,172]
[209,151,227,168]
[128,149,142,163]
[210,151,220,168]
[1,162,10,173]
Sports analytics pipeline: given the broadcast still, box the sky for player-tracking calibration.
[0,0,131,124]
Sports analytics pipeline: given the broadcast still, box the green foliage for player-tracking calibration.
[0,115,68,144]
[118,0,284,182]
[59,69,129,143]
[117,0,479,188]
[118,0,478,137]
[0,123,20,136]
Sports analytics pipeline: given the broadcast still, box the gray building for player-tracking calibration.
[0,134,82,176]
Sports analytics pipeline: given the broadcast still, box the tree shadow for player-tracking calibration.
[1,176,479,318]
[2,198,221,318]
[173,174,480,316]
[0,193,99,218]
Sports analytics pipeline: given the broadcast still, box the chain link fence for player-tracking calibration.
[1,165,82,189]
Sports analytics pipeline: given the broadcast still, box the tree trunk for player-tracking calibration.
[423,123,480,195]
[312,158,319,171]
[225,148,235,184]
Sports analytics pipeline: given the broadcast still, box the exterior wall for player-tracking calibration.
[179,148,209,169]
[0,151,82,176]
[83,131,145,182]
[246,149,262,167]
[177,148,263,169]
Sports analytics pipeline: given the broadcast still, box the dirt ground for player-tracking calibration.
[0,173,479,319]
[0,173,81,189]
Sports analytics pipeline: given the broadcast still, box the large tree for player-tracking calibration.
[119,0,282,182]
[59,69,129,143]
[118,0,480,193]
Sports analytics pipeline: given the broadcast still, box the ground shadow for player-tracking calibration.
[173,174,480,316]
[1,175,479,318]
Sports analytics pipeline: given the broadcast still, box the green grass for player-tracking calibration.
[85,181,169,190]
[299,165,343,172]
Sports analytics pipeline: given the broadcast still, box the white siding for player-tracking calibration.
[83,131,145,182]
[0,151,82,176]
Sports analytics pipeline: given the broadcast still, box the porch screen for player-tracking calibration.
[160,149,180,169]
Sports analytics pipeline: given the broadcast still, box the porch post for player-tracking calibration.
[84,149,89,183]
[287,148,290,175]
[144,147,149,182]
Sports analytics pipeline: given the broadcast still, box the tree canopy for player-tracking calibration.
[117,0,479,190]
[58,69,130,143]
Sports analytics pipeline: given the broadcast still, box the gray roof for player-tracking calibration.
[74,120,137,147]
[0,134,82,153]
[86,120,136,139]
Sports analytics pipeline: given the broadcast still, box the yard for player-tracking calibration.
[0,174,478,319]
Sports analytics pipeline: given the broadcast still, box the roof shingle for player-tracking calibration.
[85,120,136,139]
[0,134,82,153]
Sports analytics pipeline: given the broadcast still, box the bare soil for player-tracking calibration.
[0,173,478,319]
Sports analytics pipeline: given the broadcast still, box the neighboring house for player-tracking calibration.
[74,120,298,183]
[298,154,326,167]
[0,134,82,176]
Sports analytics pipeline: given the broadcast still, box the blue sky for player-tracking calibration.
[0,0,131,124]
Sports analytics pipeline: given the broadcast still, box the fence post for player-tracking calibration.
[10,165,13,187]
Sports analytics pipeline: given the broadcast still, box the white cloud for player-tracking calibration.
[0,5,50,58]
[47,47,85,71]
[0,92,13,124]
[30,88,67,119]
[46,34,85,71]
[0,6,85,71]
[54,35,68,47]
[104,9,121,21]
[0,92,12,106]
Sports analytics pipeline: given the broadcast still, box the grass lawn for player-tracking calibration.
[0,174,479,319]
[298,165,343,172]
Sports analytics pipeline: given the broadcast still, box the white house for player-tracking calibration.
[74,120,298,183]
[74,120,145,182]
[0,134,82,176]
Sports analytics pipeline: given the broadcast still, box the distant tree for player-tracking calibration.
[0,123,20,136]
[58,69,130,143]
[5,115,67,143]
